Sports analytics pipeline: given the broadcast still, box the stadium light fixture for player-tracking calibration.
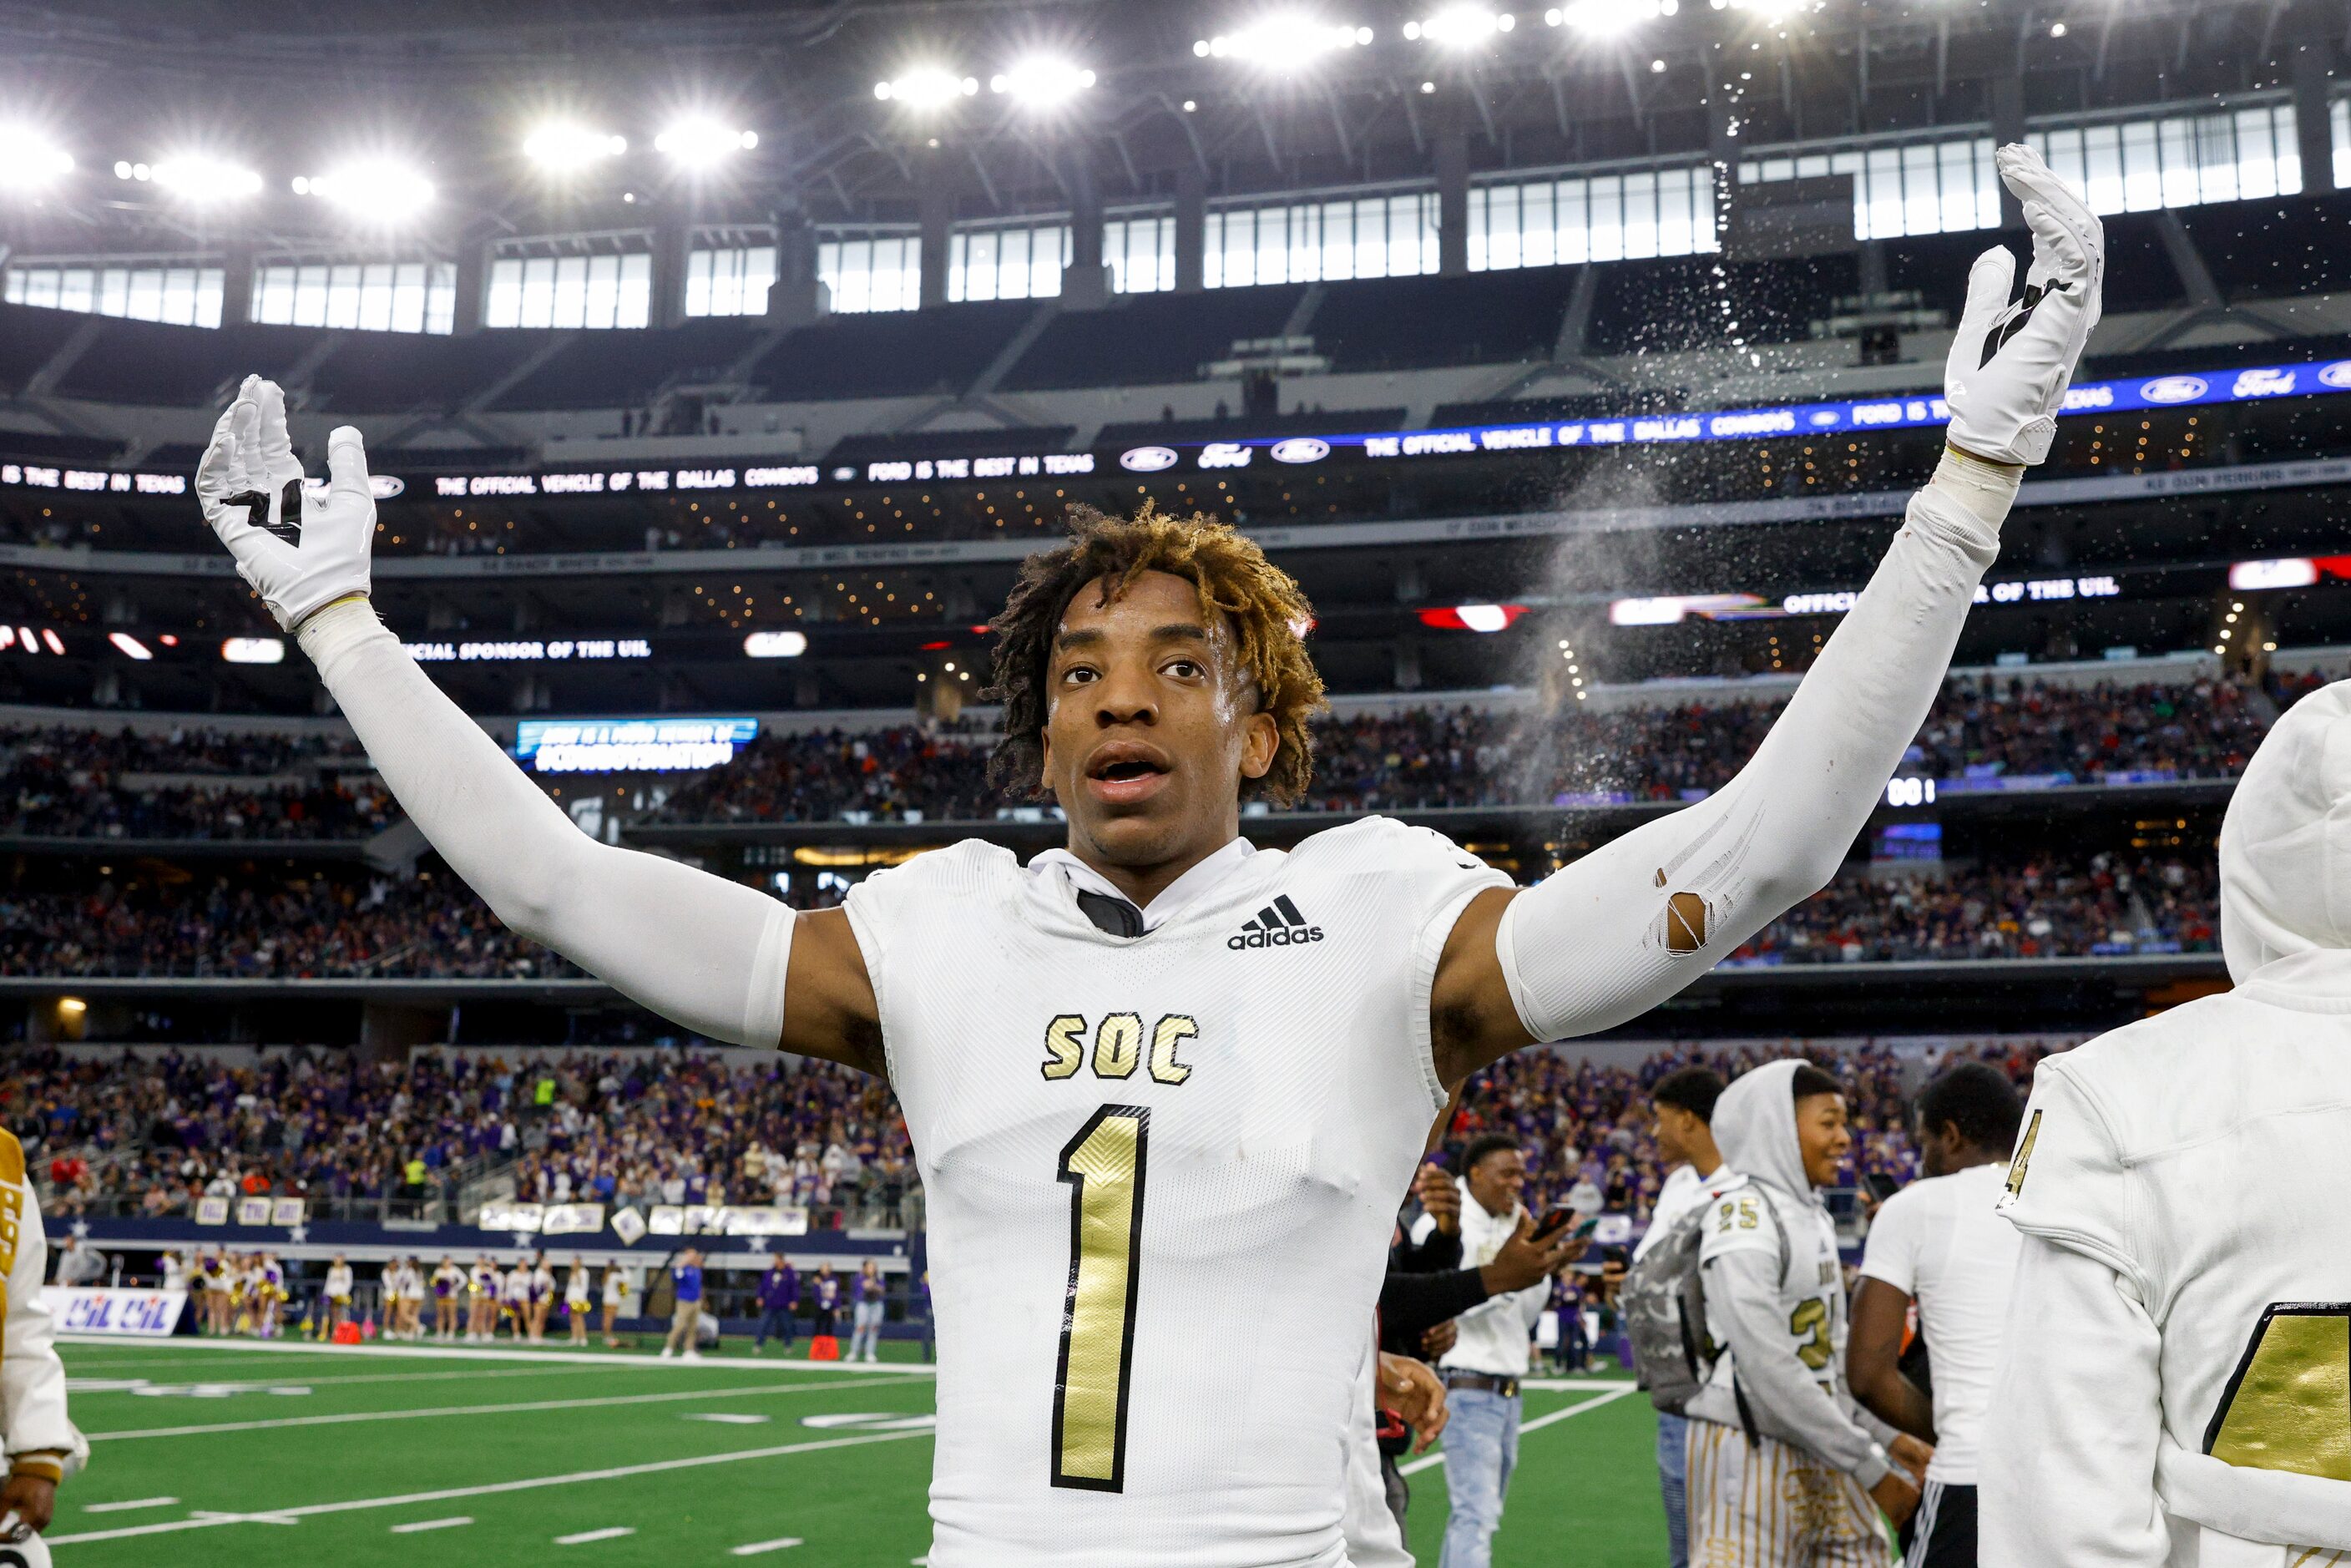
[0,125,73,193]
[653,118,758,166]
[1194,17,1375,64]
[293,159,436,220]
[128,154,264,204]
[220,636,286,665]
[1546,0,1672,35]
[989,58,1097,105]
[523,122,628,171]
[875,68,979,107]
[1403,6,1514,45]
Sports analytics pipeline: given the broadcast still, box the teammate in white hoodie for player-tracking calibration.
[1984,680,2351,1565]
[1686,1060,1932,1565]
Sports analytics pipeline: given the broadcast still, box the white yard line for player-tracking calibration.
[45,1428,934,1546]
[80,1497,178,1514]
[390,1516,473,1533]
[59,1334,935,1376]
[557,1526,638,1545]
[731,1537,805,1555]
[74,1363,615,1394]
[1397,1384,1641,1476]
[85,1373,928,1441]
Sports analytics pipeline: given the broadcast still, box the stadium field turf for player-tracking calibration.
[50,1338,1665,1565]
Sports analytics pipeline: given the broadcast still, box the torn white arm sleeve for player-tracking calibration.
[1496,449,2014,1041]
[298,599,794,1048]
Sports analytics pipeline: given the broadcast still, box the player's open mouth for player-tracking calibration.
[1084,743,1171,805]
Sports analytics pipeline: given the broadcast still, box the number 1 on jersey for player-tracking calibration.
[1052,1105,1150,1492]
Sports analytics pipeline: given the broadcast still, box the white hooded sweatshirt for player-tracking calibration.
[1686,1059,1900,1489]
[1983,680,2351,1565]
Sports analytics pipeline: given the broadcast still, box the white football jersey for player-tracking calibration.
[844,818,1509,1567]
[1997,969,2351,1551]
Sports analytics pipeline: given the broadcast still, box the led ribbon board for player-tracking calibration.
[513,716,760,773]
[9,357,2347,500]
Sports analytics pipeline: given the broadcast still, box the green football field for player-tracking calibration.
[48,1337,1668,1565]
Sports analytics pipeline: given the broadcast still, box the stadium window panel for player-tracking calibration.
[485,247,649,330]
[2025,102,2299,218]
[1205,192,1436,287]
[817,232,920,314]
[0,259,224,326]
[1469,165,1714,271]
[948,222,1068,303]
[684,245,775,317]
[1104,215,1175,294]
[2336,97,2351,190]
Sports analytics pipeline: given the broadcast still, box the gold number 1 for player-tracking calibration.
[1052,1105,1149,1491]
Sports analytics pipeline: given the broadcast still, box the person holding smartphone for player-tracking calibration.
[1431,1136,1567,1568]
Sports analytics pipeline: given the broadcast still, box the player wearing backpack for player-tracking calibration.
[1631,1067,1732,1568]
[1684,1061,1932,1565]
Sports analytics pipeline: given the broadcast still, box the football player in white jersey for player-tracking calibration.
[1686,1060,1933,1564]
[191,144,2098,1568]
[1983,682,2351,1565]
[1848,1062,2026,1568]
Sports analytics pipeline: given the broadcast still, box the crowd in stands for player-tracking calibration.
[10,1044,913,1229]
[2,723,390,841]
[1739,851,2218,964]
[16,1032,2061,1240]
[655,672,2297,823]
[0,845,2211,980]
[503,1050,918,1228]
[0,873,846,979]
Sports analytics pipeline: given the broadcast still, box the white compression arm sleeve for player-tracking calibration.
[298,599,794,1048]
[1495,449,2015,1042]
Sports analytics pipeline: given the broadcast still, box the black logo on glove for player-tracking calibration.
[220,477,306,541]
[1979,277,2074,368]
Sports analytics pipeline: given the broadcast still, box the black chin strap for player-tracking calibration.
[1074,890,1145,939]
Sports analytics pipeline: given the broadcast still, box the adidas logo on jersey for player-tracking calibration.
[1229,895,1324,950]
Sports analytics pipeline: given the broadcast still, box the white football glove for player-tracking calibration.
[196,375,375,631]
[1944,144,2105,467]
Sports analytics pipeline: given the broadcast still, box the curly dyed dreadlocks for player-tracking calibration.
[980,502,1326,807]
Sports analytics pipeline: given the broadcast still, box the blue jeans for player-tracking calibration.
[1656,1412,1690,1568]
[1438,1387,1520,1568]
[756,1307,795,1348]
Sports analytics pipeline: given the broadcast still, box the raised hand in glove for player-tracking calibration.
[196,375,376,631]
[1944,143,2105,468]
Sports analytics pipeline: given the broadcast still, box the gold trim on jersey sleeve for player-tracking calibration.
[0,1130,23,1187]
[1998,1109,2042,1210]
[2204,1302,2351,1482]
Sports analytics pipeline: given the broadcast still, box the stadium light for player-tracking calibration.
[1403,6,1514,44]
[875,68,979,107]
[653,119,758,166]
[124,154,264,204]
[293,159,436,220]
[0,125,73,193]
[523,122,628,171]
[1194,17,1375,64]
[1545,0,1672,35]
[743,630,808,658]
[989,58,1097,104]
[220,636,286,665]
